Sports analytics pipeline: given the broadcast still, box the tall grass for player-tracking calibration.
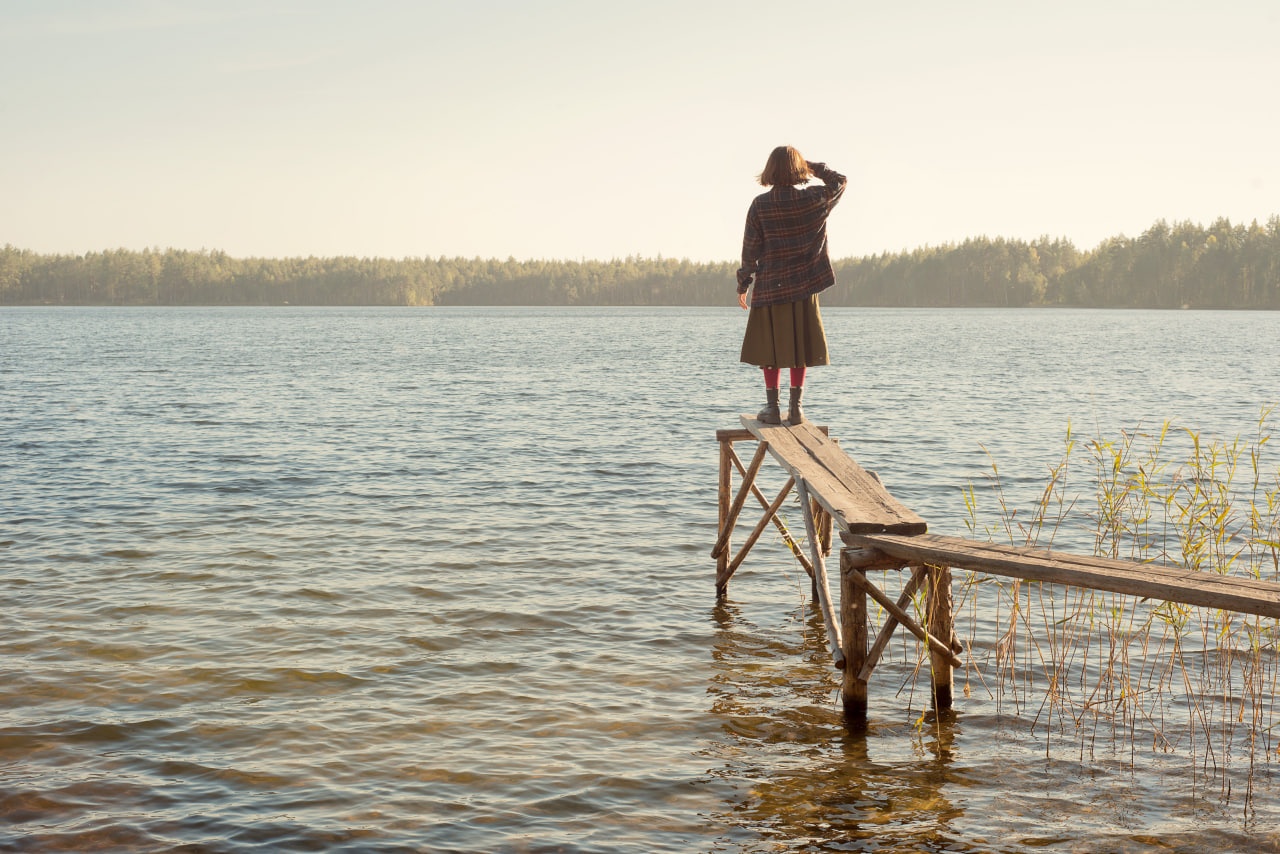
[958,405,1280,802]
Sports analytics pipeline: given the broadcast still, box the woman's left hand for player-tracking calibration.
[737,292,749,310]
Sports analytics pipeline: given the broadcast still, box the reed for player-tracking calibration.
[958,405,1280,804]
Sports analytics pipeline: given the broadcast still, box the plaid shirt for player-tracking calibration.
[736,162,847,307]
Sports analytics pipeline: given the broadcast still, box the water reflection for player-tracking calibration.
[707,599,974,852]
[704,593,1280,853]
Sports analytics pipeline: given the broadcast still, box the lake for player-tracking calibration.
[3,306,1280,852]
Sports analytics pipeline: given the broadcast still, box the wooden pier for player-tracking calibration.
[714,417,1280,725]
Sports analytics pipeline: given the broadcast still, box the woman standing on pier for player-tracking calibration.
[736,146,846,425]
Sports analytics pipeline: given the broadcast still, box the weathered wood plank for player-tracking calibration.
[741,415,927,535]
[842,547,911,572]
[741,416,858,520]
[716,426,828,443]
[715,428,755,443]
[789,421,927,535]
[848,533,1280,620]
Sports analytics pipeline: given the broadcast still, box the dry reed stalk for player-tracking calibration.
[958,407,1280,809]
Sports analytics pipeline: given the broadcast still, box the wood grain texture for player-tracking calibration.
[740,416,927,535]
[847,533,1280,619]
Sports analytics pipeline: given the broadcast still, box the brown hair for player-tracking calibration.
[758,145,812,187]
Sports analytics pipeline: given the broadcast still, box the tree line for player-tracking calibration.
[4,216,1279,308]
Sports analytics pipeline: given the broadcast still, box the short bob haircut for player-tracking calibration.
[758,145,812,187]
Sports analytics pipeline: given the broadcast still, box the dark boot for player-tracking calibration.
[787,385,805,425]
[757,388,781,424]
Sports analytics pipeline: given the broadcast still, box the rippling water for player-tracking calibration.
[3,306,1280,852]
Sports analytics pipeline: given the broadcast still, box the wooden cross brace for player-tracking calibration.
[714,423,958,720]
[713,434,832,596]
[839,554,961,721]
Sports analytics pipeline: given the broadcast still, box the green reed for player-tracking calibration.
[955,405,1280,804]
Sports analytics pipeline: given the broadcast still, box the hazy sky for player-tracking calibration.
[3,0,1278,262]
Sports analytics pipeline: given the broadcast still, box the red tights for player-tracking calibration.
[762,367,805,390]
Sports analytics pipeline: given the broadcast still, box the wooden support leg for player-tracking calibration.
[711,441,769,563]
[796,479,843,669]
[716,439,732,596]
[840,549,869,725]
[714,441,814,592]
[809,500,831,600]
[927,563,955,711]
[816,503,833,558]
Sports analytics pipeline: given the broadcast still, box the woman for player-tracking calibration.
[736,146,846,425]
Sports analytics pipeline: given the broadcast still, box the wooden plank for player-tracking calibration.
[848,533,1280,620]
[741,416,866,531]
[741,417,891,531]
[788,422,927,535]
[716,425,828,443]
[740,416,927,535]
[843,547,911,572]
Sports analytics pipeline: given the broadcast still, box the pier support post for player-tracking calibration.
[840,549,869,726]
[811,500,832,600]
[926,563,955,710]
[716,438,732,596]
[796,479,844,668]
[815,502,833,557]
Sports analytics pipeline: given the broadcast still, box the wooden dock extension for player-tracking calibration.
[714,417,1280,726]
[714,416,955,720]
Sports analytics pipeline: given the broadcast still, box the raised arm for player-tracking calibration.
[806,161,847,208]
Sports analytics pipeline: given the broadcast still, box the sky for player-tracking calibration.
[2,0,1278,262]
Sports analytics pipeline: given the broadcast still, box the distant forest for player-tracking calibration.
[4,216,1280,309]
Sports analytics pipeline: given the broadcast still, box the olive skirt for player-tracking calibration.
[739,294,830,368]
